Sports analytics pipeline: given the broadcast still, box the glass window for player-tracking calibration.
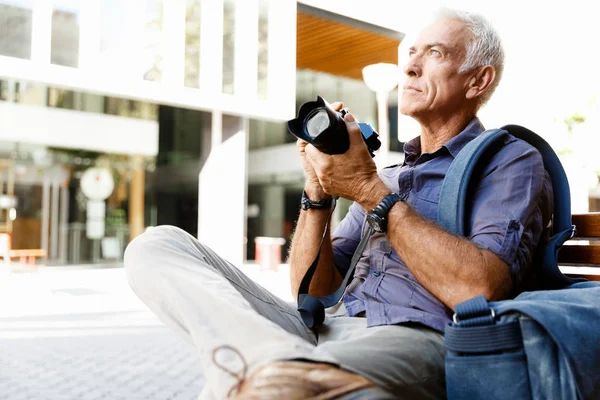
[0,0,33,60]
[257,0,269,100]
[184,0,201,89]
[248,119,287,150]
[47,88,104,113]
[47,87,75,109]
[388,104,404,151]
[104,97,159,121]
[143,0,164,82]
[98,0,140,77]
[51,0,81,68]
[14,81,46,106]
[0,80,9,101]
[157,106,210,166]
[222,0,235,94]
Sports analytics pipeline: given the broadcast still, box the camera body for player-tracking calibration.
[287,96,381,157]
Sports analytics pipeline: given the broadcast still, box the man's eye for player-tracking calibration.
[430,49,441,56]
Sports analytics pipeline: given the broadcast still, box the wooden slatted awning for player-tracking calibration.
[297,5,403,80]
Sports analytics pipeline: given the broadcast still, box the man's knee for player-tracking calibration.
[124,225,190,287]
[124,225,216,281]
[125,225,185,260]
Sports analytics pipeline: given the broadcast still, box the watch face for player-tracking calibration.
[367,213,385,233]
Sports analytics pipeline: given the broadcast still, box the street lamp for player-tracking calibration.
[362,63,399,169]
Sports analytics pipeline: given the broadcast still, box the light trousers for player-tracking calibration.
[124,226,446,399]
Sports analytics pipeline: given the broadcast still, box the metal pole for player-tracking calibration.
[128,155,145,242]
[50,180,60,261]
[6,161,14,233]
[41,178,50,263]
[376,91,390,170]
[59,185,69,264]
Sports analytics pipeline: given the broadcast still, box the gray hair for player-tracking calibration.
[437,8,505,107]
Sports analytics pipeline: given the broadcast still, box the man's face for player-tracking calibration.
[399,18,474,119]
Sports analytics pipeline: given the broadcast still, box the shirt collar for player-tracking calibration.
[402,118,485,164]
[443,117,485,158]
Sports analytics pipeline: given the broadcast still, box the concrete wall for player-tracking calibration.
[0,102,158,156]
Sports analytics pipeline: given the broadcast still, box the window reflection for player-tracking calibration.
[104,97,159,121]
[51,0,80,68]
[0,0,33,60]
[222,0,235,94]
[184,0,201,89]
[0,80,9,101]
[14,81,45,106]
[257,0,269,100]
[99,0,133,73]
[143,0,164,82]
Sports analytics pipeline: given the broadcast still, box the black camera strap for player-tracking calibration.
[297,198,373,329]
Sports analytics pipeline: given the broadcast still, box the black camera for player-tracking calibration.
[287,96,381,157]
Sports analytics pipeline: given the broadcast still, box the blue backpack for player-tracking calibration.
[438,125,600,400]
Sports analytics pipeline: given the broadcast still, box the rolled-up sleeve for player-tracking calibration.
[331,202,365,277]
[468,138,553,287]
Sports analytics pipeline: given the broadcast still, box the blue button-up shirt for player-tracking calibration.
[331,118,553,332]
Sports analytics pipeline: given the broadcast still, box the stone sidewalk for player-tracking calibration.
[0,264,292,400]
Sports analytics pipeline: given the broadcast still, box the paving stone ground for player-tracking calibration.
[0,264,290,400]
[0,326,204,400]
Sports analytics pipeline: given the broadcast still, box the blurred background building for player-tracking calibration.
[0,0,406,267]
[1,0,598,268]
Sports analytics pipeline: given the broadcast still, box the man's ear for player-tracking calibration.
[465,65,496,101]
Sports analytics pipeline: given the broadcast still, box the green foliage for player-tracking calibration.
[558,148,574,157]
[564,112,587,134]
[106,209,127,227]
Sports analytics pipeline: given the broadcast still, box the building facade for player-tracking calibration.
[0,0,404,267]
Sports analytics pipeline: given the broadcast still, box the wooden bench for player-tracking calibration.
[558,213,600,281]
[1,249,47,265]
[0,233,46,266]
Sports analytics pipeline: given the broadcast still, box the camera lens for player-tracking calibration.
[305,109,330,138]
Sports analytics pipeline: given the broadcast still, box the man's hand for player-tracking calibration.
[297,102,346,200]
[304,111,384,208]
[297,139,326,199]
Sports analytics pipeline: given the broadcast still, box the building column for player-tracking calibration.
[260,185,284,237]
[198,113,248,266]
[129,155,145,241]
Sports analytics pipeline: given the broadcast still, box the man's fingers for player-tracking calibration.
[343,112,364,146]
[305,143,328,170]
[331,102,344,112]
[296,138,308,151]
[304,142,317,161]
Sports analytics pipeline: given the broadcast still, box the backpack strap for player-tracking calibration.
[437,128,506,236]
[437,124,582,290]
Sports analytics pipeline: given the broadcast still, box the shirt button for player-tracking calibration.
[373,271,381,277]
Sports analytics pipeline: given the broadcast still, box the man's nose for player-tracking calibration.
[403,55,422,78]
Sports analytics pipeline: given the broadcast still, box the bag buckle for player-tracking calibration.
[452,307,495,325]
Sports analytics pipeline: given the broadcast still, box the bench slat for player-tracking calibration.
[572,213,600,238]
[7,249,46,257]
[564,273,600,282]
[558,245,600,265]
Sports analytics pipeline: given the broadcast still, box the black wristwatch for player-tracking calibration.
[366,192,406,233]
[301,190,333,211]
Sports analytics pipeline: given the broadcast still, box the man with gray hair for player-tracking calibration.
[125,8,551,400]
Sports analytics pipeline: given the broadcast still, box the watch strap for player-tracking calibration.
[371,192,406,217]
[301,190,333,210]
[367,192,407,233]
